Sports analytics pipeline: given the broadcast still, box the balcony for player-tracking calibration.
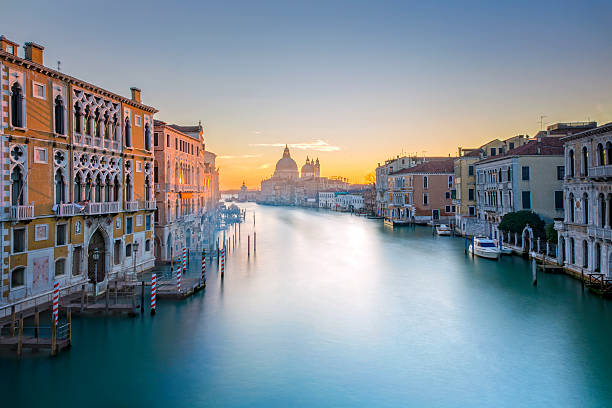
[125,201,139,212]
[587,225,612,241]
[85,201,120,215]
[55,203,76,217]
[483,204,498,212]
[589,165,612,180]
[10,204,34,220]
[145,201,157,210]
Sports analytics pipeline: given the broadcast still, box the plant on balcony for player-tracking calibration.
[498,210,545,238]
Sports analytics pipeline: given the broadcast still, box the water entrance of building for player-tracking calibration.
[88,229,106,283]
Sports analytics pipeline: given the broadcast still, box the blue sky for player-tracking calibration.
[3,0,612,187]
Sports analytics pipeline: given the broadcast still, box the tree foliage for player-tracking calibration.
[498,211,545,238]
[545,223,557,244]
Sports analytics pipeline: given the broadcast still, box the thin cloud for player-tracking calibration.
[217,154,262,160]
[258,163,272,169]
[250,139,340,152]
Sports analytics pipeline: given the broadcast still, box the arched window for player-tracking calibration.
[94,174,102,202]
[104,175,111,202]
[583,193,589,224]
[569,193,575,223]
[113,176,120,202]
[144,123,151,151]
[595,243,601,272]
[599,193,606,228]
[607,142,612,166]
[84,105,91,135]
[568,149,575,177]
[84,173,92,200]
[597,143,605,166]
[145,176,151,201]
[166,161,171,183]
[10,82,24,128]
[175,199,179,218]
[54,169,65,204]
[175,163,179,185]
[104,111,110,139]
[54,96,65,135]
[11,267,25,288]
[582,146,589,176]
[125,174,133,202]
[74,103,82,133]
[10,166,24,206]
[583,240,589,268]
[113,114,119,141]
[94,109,102,138]
[124,117,132,147]
[570,238,575,264]
[74,173,82,202]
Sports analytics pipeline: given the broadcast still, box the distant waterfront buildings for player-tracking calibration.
[152,120,219,263]
[1,36,157,303]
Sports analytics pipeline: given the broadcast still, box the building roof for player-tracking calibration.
[561,122,612,142]
[169,124,202,134]
[389,158,455,175]
[477,136,564,164]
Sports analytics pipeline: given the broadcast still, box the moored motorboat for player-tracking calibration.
[435,224,452,236]
[469,237,501,260]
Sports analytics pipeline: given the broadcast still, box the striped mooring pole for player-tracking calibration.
[151,273,157,315]
[201,249,206,284]
[177,257,182,292]
[52,281,59,324]
[182,247,187,276]
[221,247,225,278]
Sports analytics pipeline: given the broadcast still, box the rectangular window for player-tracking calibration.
[423,193,429,206]
[135,115,142,127]
[522,191,531,209]
[175,138,178,149]
[509,142,515,150]
[521,166,530,181]
[126,217,133,234]
[126,243,132,258]
[55,259,66,276]
[11,268,24,288]
[145,214,151,230]
[145,239,151,252]
[167,134,170,147]
[468,188,475,201]
[491,147,496,156]
[72,247,82,275]
[554,191,564,210]
[445,205,451,212]
[557,166,565,180]
[448,176,453,188]
[154,132,159,146]
[56,224,67,246]
[114,240,121,265]
[468,206,476,216]
[13,228,26,253]
[33,82,46,100]
[34,147,47,164]
[136,214,143,226]
[468,165,474,176]
[136,161,142,172]
[423,176,428,189]
[445,192,450,199]
[451,205,456,212]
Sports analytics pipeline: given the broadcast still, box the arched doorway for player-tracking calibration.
[154,237,162,261]
[166,233,173,260]
[88,229,106,283]
[186,228,192,249]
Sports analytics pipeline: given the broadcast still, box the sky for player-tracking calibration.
[3,0,612,189]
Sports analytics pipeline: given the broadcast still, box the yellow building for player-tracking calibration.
[1,36,158,304]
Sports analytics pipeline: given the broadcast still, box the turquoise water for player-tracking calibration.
[3,203,612,407]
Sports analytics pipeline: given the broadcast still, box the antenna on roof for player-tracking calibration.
[539,115,547,131]
[57,60,61,72]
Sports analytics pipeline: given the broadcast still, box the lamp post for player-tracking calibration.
[133,241,140,277]
[92,248,100,296]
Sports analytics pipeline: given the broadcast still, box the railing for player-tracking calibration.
[145,201,157,210]
[125,201,139,212]
[0,281,86,319]
[10,204,34,220]
[55,203,75,217]
[589,165,612,179]
[85,201,120,215]
[587,225,612,241]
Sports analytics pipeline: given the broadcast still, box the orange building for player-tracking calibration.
[1,36,157,305]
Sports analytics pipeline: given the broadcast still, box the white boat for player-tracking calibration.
[500,245,513,255]
[435,224,452,236]
[469,237,501,260]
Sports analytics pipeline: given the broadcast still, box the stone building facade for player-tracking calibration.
[1,36,157,304]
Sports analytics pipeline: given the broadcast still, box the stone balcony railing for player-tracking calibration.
[125,201,139,212]
[144,201,157,210]
[587,225,612,241]
[588,165,612,179]
[86,201,120,215]
[10,204,34,220]
[55,203,76,217]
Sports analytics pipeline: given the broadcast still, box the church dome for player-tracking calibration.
[274,145,299,179]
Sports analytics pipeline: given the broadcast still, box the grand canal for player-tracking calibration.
[4,203,612,407]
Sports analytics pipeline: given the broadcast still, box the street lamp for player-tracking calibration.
[92,248,100,295]
[133,241,139,277]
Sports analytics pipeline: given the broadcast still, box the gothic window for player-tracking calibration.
[10,82,24,128]
[145,176,151,201]
[94,174,102,202]
[125,117,132,147]
[607,142,612,166]
[74,103,82,133]
[583,193,589,224]
[597,143,605,166]
[113,114,119,141]
[126,174,133,202]
[94,108,102,138]
[54,96,65,135]
[154,163,159,183]
[113,176,120,202]
[85,173,92,200]
[104,175,111,202]
[74,173,82,202]
[10,166,25,206]
[582,147,589,176]
[55,169,66,204]
[568,149,575,177]
[599,193,606,228]
[84,105,91,135]
[104,111,110,139]
[583,240,589,268]
[569,193,575,223]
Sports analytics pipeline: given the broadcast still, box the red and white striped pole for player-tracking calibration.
[201,249,206,284]
[182,247,187,276]
[150,273,157,315]
[220,247,225,278]
[52,281,59,324]
[177,257,182,292]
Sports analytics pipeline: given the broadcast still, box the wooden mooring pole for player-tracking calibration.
[10,305,15,337]
[17,315,23,357]
[141,281,145,314]
[51,319,57,357]
[248,235,250,256]
[532,255,537,286]
[67,308,72,346]
[35,307,40,339]
[254,232,257,253]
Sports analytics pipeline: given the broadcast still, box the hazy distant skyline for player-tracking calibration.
[4,0,612,189]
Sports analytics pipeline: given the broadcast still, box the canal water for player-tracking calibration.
[3,203,612,407]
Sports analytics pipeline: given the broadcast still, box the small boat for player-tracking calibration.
[435,224,452,236]
[500,245,513,255]
[469,237,501,260]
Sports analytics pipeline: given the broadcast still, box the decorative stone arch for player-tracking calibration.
[86,226,111,284]
[522,224,534,253]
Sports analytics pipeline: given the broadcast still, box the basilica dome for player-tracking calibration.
[273,145,299,179]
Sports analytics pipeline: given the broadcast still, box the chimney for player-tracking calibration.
[130,87,141,103]
[0,36,18,56]
[24,42,44,65]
